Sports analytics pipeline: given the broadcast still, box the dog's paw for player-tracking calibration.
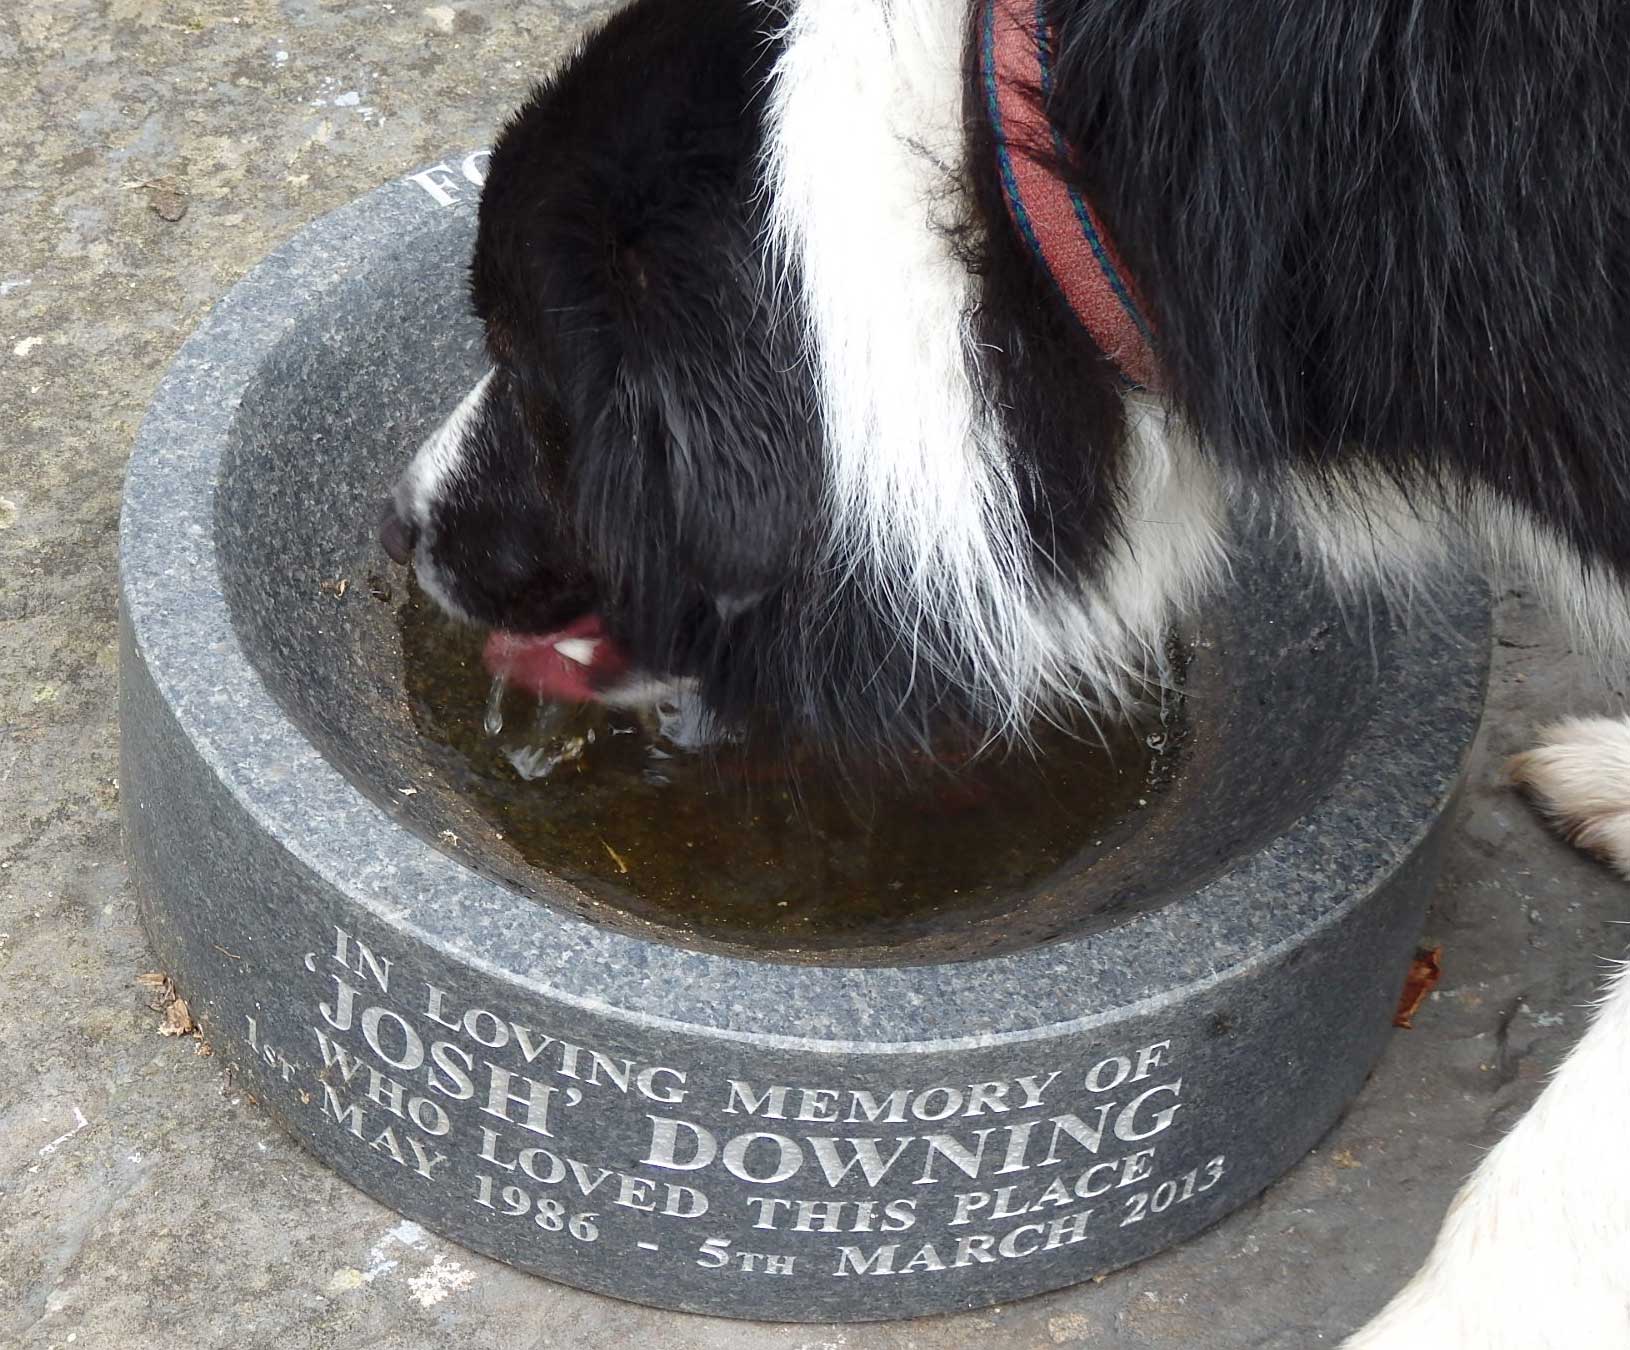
[1506,714,1630,878]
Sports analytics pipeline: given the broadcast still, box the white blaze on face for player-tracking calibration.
[399,370,495,526]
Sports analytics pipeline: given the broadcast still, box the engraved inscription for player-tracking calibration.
[242,925,1221,1286]
[405,150,492,207]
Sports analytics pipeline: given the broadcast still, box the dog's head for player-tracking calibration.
[385,0,822,722]
[383,0,1196,753]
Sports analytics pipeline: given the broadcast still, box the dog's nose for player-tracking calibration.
[379,498,418,566]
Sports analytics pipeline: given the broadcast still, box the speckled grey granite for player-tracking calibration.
[118,155,1489,1321]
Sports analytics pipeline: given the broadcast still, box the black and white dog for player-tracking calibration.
[382,1,1630,1341]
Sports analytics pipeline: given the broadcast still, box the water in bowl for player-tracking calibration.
[394,577,1188,955]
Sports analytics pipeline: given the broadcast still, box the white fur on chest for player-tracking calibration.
[761,0,1226,732]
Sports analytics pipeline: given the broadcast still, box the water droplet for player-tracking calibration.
[483,676,505,736]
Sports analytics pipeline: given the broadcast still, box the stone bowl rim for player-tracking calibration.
[118,161,1488,1053]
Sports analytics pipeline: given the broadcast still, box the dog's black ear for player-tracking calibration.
[476,0,811,619]
[647,350,814,609]
[609,244,820,616]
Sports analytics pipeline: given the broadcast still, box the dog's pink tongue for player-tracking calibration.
[484,615,630,702]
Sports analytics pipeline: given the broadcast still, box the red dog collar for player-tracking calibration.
[982,0,1159,390]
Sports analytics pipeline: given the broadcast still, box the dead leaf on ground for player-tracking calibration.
[1394,945,1444,1028]
[162,996,196,1036]
[140,970,211,1053]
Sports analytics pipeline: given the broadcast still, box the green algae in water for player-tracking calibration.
[395,578,1186,954]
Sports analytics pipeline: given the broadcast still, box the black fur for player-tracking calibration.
[413,0,1630,754]
[450,0,821,727]
[1040,0,1630,579]
[960,18,1128,597]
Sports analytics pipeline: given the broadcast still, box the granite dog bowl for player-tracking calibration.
[118,154,1489,1321]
